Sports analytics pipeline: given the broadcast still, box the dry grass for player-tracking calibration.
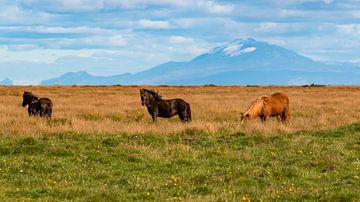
[1,85,360,136]
[1,85,360,201]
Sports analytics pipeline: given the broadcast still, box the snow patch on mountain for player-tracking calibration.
[222,44,257,57]
[223,44,243,56]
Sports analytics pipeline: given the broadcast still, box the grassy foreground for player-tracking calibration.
[1,123,360,201]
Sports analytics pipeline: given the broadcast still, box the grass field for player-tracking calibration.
[0,85,360,200]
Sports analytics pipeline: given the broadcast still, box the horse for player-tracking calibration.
[140,89,191,123]
[241,92,289,124]
[22,91,53,118]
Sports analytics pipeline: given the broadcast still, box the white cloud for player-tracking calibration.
[4,44,40,51]
[184,46,208,56]
[36,26,106,34]
[0,5,53,24]
[138,19,171,29]
[21,0,104,11]
[169,36,194,44]
[337,24,360,34]
[56,0,104,10]
[108,35,127,46]
[0,25,110,34]
[256,22,280,32]
[274,0,333,3]
[323,0,334,4]
[114,0,194,9]
[198,1,234,14]
[174,18,198,28]
[20,0,195,11]
[279,9,307,17]
[20,0,235,14]
[0,46,99,63]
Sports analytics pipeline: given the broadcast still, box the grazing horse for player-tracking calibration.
[241,92,289,124]
[22,91,53,118]
[140,89,191,123]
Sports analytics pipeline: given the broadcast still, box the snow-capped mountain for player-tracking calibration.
[212,38,257,57]
[41,38,360,85]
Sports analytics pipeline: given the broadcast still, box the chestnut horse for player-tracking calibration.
[241,92,289,124]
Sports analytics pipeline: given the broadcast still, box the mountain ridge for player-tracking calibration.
[41,38,360,85]
[0,78,13,85]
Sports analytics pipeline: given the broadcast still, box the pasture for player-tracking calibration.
[0,85,360,200]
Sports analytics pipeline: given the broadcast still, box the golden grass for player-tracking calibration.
[1,85,360,136]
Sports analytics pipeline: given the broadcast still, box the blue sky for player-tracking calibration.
[1,0,360,84]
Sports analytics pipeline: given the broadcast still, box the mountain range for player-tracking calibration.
[41,38,360,85]
[0,78,13,85]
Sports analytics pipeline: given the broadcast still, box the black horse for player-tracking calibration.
[22,91,53,118]
[140,89,191,123]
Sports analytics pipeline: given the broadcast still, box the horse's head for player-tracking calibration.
[22,91,38,107]
[140,89,146,106]
[140,89,152,106]
[240,113,250,122]
[140,88,160,106]
[240,97,266,122]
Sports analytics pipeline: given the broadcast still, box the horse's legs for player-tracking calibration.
[178,113,184,122]
[276,115,281,122]
[282,109,289,125]
[28,106,37,116]
[45,107,51,119]
[151,110,158,123]
[48,107,52,119]
[184,113,191,123]
[152,116,157,122]
[28,107,32,116]
[178,111,187,122]
[185,103,191,123]
[40,107,45,117]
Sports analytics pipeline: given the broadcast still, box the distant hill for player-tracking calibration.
[0,78,13,85]
[41,38,360,85]
[41,71,131,85]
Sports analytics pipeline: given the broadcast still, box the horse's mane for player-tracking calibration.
[243,96,267,117]
[23,91,38,100]
[145,89,162,100]
[24,91,35,98]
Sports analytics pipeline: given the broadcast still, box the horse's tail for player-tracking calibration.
[185,103,191,122]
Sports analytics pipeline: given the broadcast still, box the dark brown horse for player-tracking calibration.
[22,91,53,118]
[140,89,191,123]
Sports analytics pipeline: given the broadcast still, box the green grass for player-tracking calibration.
[1,124,360,201]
